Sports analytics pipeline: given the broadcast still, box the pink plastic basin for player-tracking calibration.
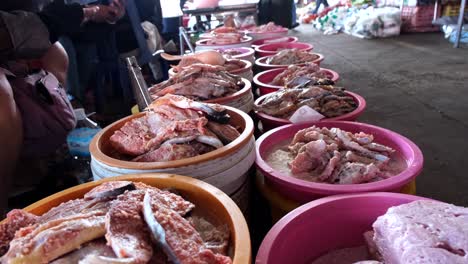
[215,47,255,63]
[254,91,366,131]
[245,28,289,41]
[251,36,298,49]
[255,42,313,58]
[255,121,424,203]
[253,68,340,96]
[195,36,253,51]
[255,53,324,71]
[256,192,431,264]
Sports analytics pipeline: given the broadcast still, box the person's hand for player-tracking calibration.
[84,0,126,24]
[107,0,126,23]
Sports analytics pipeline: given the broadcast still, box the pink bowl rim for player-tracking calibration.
[196,36,253,46]
[244,27,289,34]
[252,67,339,91]
[169,59,252,76]
[254,42,314,54]
[251,36,299,48]
[255,53,324,69]
[255,120,424,194]
[256,192,431,264]
[254,90,366,124]
[214,47,255,58]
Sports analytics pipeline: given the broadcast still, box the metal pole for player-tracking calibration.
[179,27,195,53]
[454,0,466,48]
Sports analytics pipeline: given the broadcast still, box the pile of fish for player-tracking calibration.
[255,86,357,119]
[174,58,246,74]
[270,63,333,88]
[247,22,284,33]
[149,64,243,101]
[266,49,319,65]
[0,181,232,263]
[268,126,399,184]
[109,94,240,162]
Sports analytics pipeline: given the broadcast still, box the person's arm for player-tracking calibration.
[0,69,23,216]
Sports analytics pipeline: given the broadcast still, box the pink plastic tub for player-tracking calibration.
[255,53,324,71]
[254,91,366,131]
[245,28,289,41]
[251,36,298,49]
[215,47,255,63]
[255,42,313,58]
[253,68,340,96]
[195,36,253,51]
[255,121,424,203]
[256,192,430,264]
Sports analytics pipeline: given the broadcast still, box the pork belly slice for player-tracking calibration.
[0,210,38,256]
[39,198,112,224]
[132,143,201,162]
[106,191,154,263]
[50,239,115,263]
[1,211,106,264]
[133,183,195,216]
[147,200,232,264]
[372,200,468,264]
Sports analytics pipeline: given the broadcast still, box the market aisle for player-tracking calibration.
[291,25,468,205]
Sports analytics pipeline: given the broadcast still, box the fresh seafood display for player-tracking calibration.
[255,86,357,119]
[247,22,285,33]
[173,58,246,74]
[0,181,232,263]
[266,126,405,184]
[266,49,320,65]
[206,33,244,45]
[270,63,333,88]
[109,94,240,162]
[149,64,243,101]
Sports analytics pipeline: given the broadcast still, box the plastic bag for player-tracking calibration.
[344,6,401,38]
[313,6,351,33]
[443,25,468,44]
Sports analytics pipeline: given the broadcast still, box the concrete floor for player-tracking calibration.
[289,25,468,205]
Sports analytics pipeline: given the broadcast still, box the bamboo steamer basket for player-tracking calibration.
[204,78,254,113]
[151,78,254,113]
[12,174,251,263]
[89,106,255,199]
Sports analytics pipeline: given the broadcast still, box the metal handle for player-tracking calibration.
[126,56,152,110]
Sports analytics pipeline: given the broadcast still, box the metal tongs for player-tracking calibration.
[142,192,181,264]
[126,56,152,111]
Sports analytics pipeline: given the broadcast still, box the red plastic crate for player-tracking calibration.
[401,5,441,32]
